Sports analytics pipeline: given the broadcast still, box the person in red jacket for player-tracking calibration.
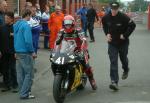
[55,15,97,90]
[48,6,64,49]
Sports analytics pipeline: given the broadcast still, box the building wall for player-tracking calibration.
[6,0,16,11]
[7,0,92,15]
[26,0,37,5]
[20,0,26,12]
[6,0,25,14]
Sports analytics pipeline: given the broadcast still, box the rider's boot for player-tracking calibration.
[85,68,97,90]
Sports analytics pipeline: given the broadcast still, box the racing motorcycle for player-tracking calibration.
[50,40,87,103]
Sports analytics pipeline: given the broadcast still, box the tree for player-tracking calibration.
[128,0,149,12]
[98,0,124,8]
[98,0,120,3]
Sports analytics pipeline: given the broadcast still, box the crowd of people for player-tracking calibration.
[77,3,99,42]
[0,0,136,101]
[0,0,63,99]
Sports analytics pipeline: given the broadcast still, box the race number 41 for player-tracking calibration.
[55,57,65,64]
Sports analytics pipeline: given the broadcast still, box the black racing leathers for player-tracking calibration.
[102,11,136,46]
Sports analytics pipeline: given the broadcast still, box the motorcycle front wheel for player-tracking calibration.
[53,75,66,103]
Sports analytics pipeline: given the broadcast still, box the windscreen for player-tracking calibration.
[55,40,77,54]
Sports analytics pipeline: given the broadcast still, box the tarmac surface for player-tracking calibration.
[0,24,150,103]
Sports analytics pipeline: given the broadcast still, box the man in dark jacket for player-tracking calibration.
[0,0,7,79]
[86,3,99,42]
[0,11,18,92]
[102,1,136,91]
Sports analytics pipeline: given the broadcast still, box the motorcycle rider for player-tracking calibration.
[55,15,97,90]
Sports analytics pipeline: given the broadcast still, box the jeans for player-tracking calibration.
[16,53,34,98]
[1,53,17,88]
[87,22,95,41]
[81,19,87,36]
[44,31,49,48]
[108,42,129,83]
[32,32,40,54]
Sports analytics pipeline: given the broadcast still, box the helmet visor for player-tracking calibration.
[64,20,73,25]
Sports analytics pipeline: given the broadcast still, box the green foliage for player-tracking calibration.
[97,0,123,8]
[98,0,109,3]
[128,0,149,12]
[98,0,120,3]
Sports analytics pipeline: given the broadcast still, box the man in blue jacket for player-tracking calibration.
[14,9,36,99]
[77,3,88,37]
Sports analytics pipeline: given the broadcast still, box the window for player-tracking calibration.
[14,0,19,16]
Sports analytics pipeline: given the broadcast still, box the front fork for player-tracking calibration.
[63,70,70,90]
[61,70,70,95]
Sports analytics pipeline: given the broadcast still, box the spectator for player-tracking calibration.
[0,0,7,81]
[102,2,136,91]
[14,9,36,99]
[0,11,18,92]
[35,3,42,20]
[41,5,50,49]
[28,6,42,54]
[48,0,55,14]
[104,5,111,15]
[86,3,99,42]
[77,3,88,37]
[48,6,64,50]
[97,7,105,28]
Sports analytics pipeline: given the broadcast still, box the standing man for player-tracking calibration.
[14,9,36,99]
[86,3,99,42]
[48,6,64,50]
[0,0,7,78]
[102,2,136,91]
[0,11,18,92]
[28,6,42,54]
[77,3,88,37]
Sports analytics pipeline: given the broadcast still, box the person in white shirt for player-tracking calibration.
[28,6,42,53]
[35,3,42,20]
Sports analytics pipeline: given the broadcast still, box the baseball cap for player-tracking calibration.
[110,2,120,10]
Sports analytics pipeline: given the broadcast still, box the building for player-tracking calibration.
[7,0,92,16]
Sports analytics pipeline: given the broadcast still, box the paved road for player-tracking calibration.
[0,24,150,103]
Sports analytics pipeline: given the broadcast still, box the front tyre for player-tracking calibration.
[53,75,66,103]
